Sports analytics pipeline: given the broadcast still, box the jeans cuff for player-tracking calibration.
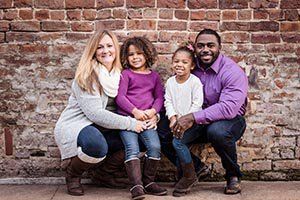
[77,147,106,164]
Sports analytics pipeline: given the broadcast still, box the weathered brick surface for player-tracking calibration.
[0,0,300,181]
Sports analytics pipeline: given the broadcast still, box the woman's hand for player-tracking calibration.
[135,120,147,133]
[145,114,158,129]
[132,108,148,121]
[144,108,156,119]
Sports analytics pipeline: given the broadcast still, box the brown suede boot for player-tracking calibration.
[173,162,198,197]
[65,156,94,196]
[91,150,129,188]
[142,158,167,196]
[125,159,146,200]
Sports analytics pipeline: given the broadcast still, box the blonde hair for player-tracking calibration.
[75,29,122,94]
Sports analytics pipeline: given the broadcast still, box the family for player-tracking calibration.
[54,28,248,199]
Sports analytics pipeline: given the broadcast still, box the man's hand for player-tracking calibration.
[172,113,195,139]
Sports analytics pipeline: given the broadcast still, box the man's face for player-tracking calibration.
[195,34,220,67]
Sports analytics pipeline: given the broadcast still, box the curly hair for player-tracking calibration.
[120,36,157,69]
[172,41,195,61]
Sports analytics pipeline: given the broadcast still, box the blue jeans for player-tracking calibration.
[77,124,124,158]
[120,129,161,161]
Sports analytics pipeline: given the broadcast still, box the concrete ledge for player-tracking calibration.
[0,177,92,185]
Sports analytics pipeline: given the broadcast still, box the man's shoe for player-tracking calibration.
[224,176,241,195]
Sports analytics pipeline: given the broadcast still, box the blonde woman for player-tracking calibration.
[54,29,147,196]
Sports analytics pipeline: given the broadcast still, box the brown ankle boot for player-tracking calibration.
[142,158,167,196]
[125,159,146,200]
[173,162,198,197]
[91,150,129,188]
[65,156,94,196]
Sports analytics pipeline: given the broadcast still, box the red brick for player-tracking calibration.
[243,160,272,171]
[96,20,125,30]
[65,0,95,9]
[174,10,189,20]
[190,11,205,20]
[253,10,268,19]
[66,33,92,41]
[159,9,173,19]
[0,0,12,8]
[6,32,38,42]
[280,0,300,9]
[238,10,252,20]
[19,9,33,20]
[158,21,187,30]
[268,9,284,20]
[128,31,158,42]
[280,22,300,32]
[97,0,124,8]
[219,0,249,9]
[157,0,185,8]
[34,0,64,9]
[250,21,279,31]
[128,9,142,19]
[67,10,81,20]
[188,0,217,9]
[127,20,156,30]
[206,10,220,20]
[281,33,300,43]
[19,44,48,53]
[113,9,127,19]
[0,21,9,31]
[273,160,300,170]
[222,10,237,20]
[127,0,155,8]
[42,21,70,31]
[284,10,299,21]
[143,8,157,19]
[222,32,250,43]
[4,9,18,20]
[13,0,33,7]
[266,44,295,54]
[52,45,75,55]
[251,33,281,44]
[50,10,65,20]
[0,32,4,42]
[96,10,111,19]
[159,31,189,42]
[190,21,218,31]
[35,9,50,20]
[250,0,279,8]
[38,32,64,42]
[83,9,97,20]
[221,22,249,31]
[71,22,94,32]
[11,21,40,32]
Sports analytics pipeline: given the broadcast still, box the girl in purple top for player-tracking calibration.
[116,37,167,199]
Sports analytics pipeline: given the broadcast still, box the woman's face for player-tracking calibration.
[95,34,116,68]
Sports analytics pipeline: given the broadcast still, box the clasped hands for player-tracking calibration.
[170,113,195,139]
[132,108,157,133]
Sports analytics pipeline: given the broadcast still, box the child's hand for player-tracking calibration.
[132,108,148,121]
[169,115,177,129]
[144,108,156,119]
[145,115,158,129]
[135,120,146,133]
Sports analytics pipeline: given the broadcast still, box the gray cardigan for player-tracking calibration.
[54,81,137,160]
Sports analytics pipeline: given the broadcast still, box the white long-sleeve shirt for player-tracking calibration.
[164,74,204,119]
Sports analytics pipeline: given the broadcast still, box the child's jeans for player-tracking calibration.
[120,129,161,161]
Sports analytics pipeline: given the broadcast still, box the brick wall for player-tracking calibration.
[0,0,299,181]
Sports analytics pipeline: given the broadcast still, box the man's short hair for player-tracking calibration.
[195,29,221,45]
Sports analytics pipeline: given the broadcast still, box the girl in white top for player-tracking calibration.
[164,43,204,129]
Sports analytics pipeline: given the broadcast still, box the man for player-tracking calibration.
[169,28,248,195]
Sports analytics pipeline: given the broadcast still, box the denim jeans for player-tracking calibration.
[157,112,246,179]
[77,124,124,158]
[120,129,161,161]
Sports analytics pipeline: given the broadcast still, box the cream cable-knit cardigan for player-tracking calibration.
[54,81,137,160]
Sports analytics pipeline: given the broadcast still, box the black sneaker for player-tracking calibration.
[224,176,241,195]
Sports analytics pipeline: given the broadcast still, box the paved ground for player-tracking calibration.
[0,181,299,200]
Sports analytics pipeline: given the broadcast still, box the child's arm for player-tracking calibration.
[169,115,177,129]
[189,78,204,113]
[116,72,147,120]
[164,78,178,126]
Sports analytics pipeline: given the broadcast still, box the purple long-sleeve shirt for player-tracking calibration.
[192,53,248,124]
[116,69,164,117]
